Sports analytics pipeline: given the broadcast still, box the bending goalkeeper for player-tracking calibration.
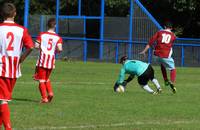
[114,56,162,94]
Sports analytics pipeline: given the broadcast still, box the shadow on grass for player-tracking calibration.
[12,98,39,103]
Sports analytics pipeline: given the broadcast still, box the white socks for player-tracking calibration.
[142,85,154,93]
[152,78,161,89]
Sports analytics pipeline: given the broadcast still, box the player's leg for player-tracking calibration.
[45,69,54,102]
[160,64,170,86]
[39,81,48,103]
[0,100,3,129]
[0,101,12,130]
[0,78,16,130]
[162,58,177,93]
[148,65,162,93]
[154,56,169,86]
[46,80,53,102]
[37,67,48,103]
[138,74,155,94]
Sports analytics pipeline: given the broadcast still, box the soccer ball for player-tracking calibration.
[116,85,125,93]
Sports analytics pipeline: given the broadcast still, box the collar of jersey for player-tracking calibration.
[3,20,15,23]
[47,30,56,33]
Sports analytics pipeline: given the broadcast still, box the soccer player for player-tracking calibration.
[114,56,162,94]
[33,18,63,103]
[140,21,177,93]
[0,3,34,130]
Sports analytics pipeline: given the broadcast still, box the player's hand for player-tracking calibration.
[139,51,147,58]
[139,51,146,56]
[122,81,127,86]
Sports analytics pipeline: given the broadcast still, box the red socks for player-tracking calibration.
[39,80,54,103]
[161,65,176,84]
[39,82,47,100]
[46,81,53,97]
[170,69,176,83]
[0,103,12,130]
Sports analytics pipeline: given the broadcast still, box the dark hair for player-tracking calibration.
[164,21,173,28]
[47,18,56,29]
[120,56,128,63]
[1,3,16,19]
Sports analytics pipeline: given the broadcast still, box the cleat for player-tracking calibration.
[48,95,53,103]
[152,92,158,95]
[164,80,170,86]
[169,82,176,93]
[40,98,48,103]
[157,88,162,94]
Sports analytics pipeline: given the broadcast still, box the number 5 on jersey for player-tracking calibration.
[47,38,53,51]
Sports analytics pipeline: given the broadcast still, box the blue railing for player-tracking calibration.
[26,0,200,67]
[60,37,200,66]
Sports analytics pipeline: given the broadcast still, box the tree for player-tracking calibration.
[140,0,200,37]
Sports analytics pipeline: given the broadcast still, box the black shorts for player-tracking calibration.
[137,65,154,86]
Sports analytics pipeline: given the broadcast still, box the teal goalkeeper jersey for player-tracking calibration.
[116,60,149,84]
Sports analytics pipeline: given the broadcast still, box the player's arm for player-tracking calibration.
[56,37,63,53]
[34,40,40,49]
[139,44,150,56]
[139,32,158,55]
[19,28,34,64]
[123,75,135,85]
[116,68,126,85]
[19,48,33,63]
[56,43,63,53]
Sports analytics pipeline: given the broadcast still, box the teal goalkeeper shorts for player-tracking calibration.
[154,56,175,70]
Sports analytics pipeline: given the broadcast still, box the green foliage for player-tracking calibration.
[105,0,129,16]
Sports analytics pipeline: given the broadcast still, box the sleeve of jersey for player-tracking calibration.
[57,37,63,45]
[116,68,126,84]
[23,28,34,49]
[36,33,42,43]
[148,32,158,46]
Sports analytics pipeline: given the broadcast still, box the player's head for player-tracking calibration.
[47,18,56,29]
[164,21,173,29]
[1,3,16,20]
[120,56,128,64]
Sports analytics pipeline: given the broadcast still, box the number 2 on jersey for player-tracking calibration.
[6,32,14,51]
[161,33,171,44]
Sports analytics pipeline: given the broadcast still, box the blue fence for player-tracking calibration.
[24,0,200,67]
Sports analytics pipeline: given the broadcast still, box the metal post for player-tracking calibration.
[24,0,30,28]
[128,0,134,58]
[40,15,44,32]
[78,0,82,16]
[181,46,185,67]
[135,0,162,29]
[99,0,105,60]
[115,41,119,63]
[56,0,60,33]
[83,17,87,62]
[148,48,152,63]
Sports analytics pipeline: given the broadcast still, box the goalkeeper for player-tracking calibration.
[114,56,162,94]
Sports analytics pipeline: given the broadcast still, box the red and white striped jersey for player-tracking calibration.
[36,31,63,69]
[0,21,34,78]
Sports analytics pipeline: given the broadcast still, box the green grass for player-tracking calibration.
[9,59,200,130]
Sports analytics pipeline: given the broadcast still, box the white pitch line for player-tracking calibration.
[14,120,199,130]
[17,81,110,85]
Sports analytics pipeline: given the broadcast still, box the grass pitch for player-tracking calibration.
[10,59,200,130]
